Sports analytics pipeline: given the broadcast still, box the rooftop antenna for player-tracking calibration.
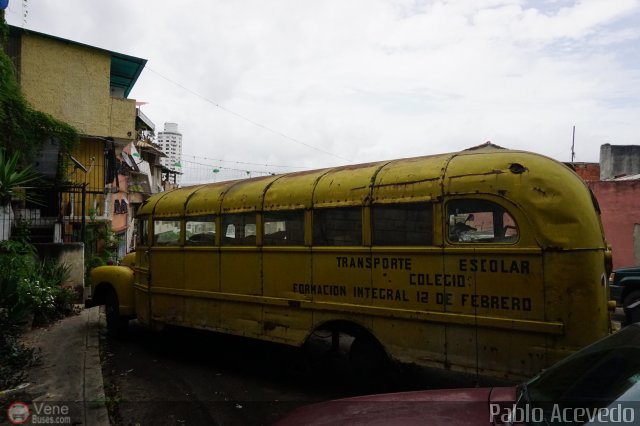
[70,155,88,173]
[571,125,576,162]
[69,155,94,178]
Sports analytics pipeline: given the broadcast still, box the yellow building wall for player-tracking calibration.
[18,33,136,139]
[62,138,106,218]
[73,138,106,193]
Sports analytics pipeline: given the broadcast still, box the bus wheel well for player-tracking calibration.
[313,320,375,341]
[307,320,388,359]
[304,320,391,386]
[92,282,114,306]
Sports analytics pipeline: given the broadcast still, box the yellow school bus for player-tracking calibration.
[90,143,614,380]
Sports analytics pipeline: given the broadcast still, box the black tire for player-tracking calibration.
[349,335,390,388]
[105,287,128,336]
[623,290,640,326]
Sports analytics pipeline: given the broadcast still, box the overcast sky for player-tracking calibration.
[6,0,640,184]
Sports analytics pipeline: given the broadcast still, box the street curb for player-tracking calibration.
[84,307,110,426]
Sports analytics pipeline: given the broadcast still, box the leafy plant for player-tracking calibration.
[38,259,71,288]
[0,239,38,284]
[0,268,40,391]
[0,149,41,206]
[84,209,119,281]
[0,239,78,389]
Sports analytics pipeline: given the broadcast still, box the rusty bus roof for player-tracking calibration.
[137,144,606,249]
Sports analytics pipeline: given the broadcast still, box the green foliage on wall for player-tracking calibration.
[0,14,79,178]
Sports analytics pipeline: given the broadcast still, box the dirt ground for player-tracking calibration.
[100,321,513,426]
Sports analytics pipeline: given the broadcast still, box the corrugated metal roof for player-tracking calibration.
[110,51,146,98]
[136,140,167,157]
[610,174,640,181]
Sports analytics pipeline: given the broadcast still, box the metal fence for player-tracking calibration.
[0,184,89,243]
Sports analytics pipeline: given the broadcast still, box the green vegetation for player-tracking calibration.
[0,236,78,390]
[0,149,41,206]
[85,208,119,272]
[0,13,87,392]
[0,14,79,176]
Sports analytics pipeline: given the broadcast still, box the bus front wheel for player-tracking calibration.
[105,287,128,336]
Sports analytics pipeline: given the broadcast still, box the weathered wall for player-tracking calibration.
[572,162,600,181]
[19,33,136,139]
[109,97,137,139]
[34,243,85,294]
[589,180,640,268]
[600,144,640,180]
[635,224,640,266]
[112,173,130,234]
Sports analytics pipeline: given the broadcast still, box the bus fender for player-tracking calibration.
[88,265,136,317]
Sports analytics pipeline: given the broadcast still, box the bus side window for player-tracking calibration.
[153,219,181,246]
[185,215,216,246]
[222,213,256,246]
[313,207,362,246]
[264,211,304,246]
[372,202,433,246]
[447,199,519,244]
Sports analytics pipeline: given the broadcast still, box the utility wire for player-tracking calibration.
[181,158,274,176]
[182,153,306,170]
[146,67,353,163]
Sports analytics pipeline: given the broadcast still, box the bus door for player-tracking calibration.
[149,218,185,325]
[442,197,546,378]
[181,215,220,330]
[262,210,311,346]
[219,213,262,336]
[134,216,152,325]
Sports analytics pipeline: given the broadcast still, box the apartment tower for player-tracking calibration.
[157,122,183,185]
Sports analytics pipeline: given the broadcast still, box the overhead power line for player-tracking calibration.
[182,153,306,170]
[181,158,274,176]
[146,67,352,163]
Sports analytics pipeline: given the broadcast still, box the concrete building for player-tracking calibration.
[571,144,640,269]
[4,25,151,287]
[4,25,164,265]
[157,122,183,186]
[600,144,640,180]
[6,26,147,244]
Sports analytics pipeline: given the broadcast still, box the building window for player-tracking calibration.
[313,207,362,246]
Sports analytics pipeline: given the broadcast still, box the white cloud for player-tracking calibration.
[5,0,640,183]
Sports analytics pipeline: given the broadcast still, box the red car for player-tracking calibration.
[275,386,517,425]
[276,324,640,425]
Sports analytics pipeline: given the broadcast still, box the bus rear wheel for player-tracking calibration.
[349,335,390,387]
[105,287,128,337]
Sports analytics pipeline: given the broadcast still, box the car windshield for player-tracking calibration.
[522,324,640,424]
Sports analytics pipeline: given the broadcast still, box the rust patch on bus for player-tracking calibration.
[373,176,441,188]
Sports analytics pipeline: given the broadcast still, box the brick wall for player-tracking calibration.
[588,180,640,268]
